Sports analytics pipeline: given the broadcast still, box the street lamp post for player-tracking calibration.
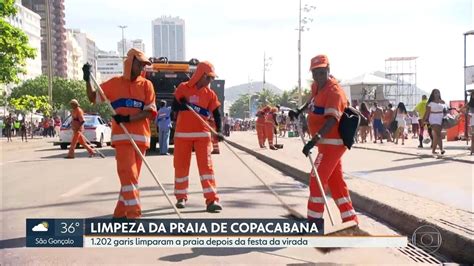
[118,25,127,58]
[463,30,474,142]
[297,0,316,105]
[263,52,272,90]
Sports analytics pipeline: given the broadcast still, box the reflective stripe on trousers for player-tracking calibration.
[113,145,146,219]
[306,145,358,223]
[174,137,219,204]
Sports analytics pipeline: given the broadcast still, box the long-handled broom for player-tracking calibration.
[90,75,183,219]
[77,131,106,158]
[294,117,359,235]
[184,104,305,219]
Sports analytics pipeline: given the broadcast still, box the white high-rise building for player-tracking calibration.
[152,16,185,60]
[70,29,97,76]
[97,51,123,82]
[65,30,83,80]
[6,0,42,81]
[117,39,146,58]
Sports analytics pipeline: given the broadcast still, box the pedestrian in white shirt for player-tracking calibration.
[422,89,446,155]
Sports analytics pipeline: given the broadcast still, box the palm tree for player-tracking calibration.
[256,88,278,108]
[276,90,297,109]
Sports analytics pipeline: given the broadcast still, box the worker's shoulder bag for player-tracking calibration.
[338,106,361,150]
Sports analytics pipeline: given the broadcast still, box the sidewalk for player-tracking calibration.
[225,131,474,263]
[1,136,55,152]
[352,137,473,164]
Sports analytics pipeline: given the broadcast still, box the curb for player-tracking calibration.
[225,139,473,263]
[352,145,473,164]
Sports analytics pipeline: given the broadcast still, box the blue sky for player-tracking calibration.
[65,0,473,101]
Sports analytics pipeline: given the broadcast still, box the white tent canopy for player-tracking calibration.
[341,73,396,86]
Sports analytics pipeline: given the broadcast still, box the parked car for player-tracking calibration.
[57,114,111,149]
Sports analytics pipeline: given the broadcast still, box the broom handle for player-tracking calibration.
[90,75,183,219]
[77,131,105,158]
[295,116,335,225]
[184,104,304,217]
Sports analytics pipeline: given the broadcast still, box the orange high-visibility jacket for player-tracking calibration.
[174,72,221,139]
[307,77,348,146]
[96,53,157,147]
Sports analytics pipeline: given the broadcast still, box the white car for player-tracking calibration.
[58,114,111,149]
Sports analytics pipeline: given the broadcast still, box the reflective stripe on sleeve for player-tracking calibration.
[144,103,157,111]
[324,108,341,119]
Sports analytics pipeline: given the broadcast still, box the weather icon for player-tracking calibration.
[32,222,49,232]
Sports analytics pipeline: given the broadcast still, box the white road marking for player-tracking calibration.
[60,176,104,198]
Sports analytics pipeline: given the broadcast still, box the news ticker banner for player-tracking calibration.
[26,218,407,248]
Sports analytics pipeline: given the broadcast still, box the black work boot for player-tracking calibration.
[418,135,423,148]
[176,199,186,209]
[206,201,222,213]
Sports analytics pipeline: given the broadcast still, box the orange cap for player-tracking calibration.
[310,55,329,70]
[127,48,151,65]
[197,61,217,77]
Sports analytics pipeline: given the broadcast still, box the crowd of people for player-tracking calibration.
[349,88,473,155]
[1,114,62,142]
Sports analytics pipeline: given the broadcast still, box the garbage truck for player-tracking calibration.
[143,57,225,151]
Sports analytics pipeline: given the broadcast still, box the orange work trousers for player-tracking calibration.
[256,122,265,146]
[67,130,94,157]
[113,144,147,219]
[264,122,274,146]
[174,137,219,205]
[307,144,358,223]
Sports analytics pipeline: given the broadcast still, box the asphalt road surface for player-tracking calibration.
[1,138,441,265]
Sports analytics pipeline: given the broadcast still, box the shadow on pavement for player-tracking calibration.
[142,209,206,217]
[1,193,174,212]
[159,247,281,262]
[88,185,175,196]
[364,159,449,173]
[40,148,116,159]
[10,159,51,164]
[35,147,66,152]
[87,184,307,199]
[0,237,25,249]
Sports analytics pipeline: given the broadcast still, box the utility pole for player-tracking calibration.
[297,0,316,105]
[263,52,266,90]
[263,52,272,91]
[298,0,302,106]
[118,25,127,58]
[45,0,53,105]
[463,30,474,142]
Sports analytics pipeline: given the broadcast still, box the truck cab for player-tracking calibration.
[144,57,225,151]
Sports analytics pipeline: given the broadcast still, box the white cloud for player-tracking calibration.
[32,223,48,232]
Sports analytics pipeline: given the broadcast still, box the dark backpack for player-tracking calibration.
[339,106,361,149]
